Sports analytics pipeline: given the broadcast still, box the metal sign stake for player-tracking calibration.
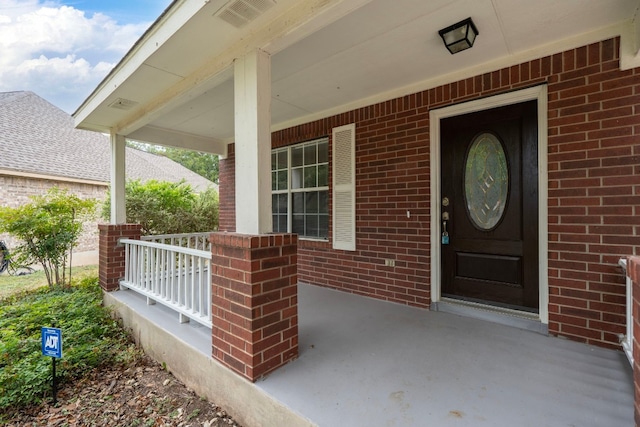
[41,326,62,405]
[52,356,57,405]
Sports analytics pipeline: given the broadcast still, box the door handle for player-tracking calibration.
[442,219,449,245]
[442,198,450,245]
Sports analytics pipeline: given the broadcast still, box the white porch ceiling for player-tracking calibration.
[74,0,640,154]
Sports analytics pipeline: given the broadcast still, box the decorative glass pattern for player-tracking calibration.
[464,133,508,230]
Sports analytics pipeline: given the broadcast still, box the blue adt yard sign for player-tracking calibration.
[41,327,62,404]
[41,327,62,358]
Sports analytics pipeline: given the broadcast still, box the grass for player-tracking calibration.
[0,265,98,300]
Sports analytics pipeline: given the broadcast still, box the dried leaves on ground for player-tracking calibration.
[2,355,242,427]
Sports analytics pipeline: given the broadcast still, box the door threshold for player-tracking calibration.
[432,298,548,335]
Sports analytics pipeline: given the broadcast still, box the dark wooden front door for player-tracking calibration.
[440,100,538,311]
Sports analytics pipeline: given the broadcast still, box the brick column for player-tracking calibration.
[218,144,236,232]
[210,232,298,382]
[629,257,640,427]
[98,224,142,292]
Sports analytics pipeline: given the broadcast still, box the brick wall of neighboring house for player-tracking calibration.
[218,37,640,349]
[0,174,107,254]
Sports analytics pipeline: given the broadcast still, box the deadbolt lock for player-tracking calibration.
[442,196,450,207]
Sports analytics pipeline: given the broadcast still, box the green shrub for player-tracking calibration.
[179,186,219,234]
[0,276,139,410]
[0,188,96,287]
[102,180,218,235]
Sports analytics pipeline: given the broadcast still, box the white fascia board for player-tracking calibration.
[0,168,107,186]
[75,121,112,133]
[73,0,211,126]
[272,21,631,133]
[127,126,228,157]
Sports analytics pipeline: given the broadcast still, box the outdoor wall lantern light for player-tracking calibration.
[438,17,479,54]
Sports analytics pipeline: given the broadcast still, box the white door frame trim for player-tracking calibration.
[429,85,549,324]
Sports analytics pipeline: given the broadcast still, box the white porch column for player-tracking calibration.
[110,133,126,224]
[234,49,272,235]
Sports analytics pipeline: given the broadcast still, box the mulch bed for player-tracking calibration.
[2,355,242,427]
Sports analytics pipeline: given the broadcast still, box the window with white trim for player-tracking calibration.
[272,138,329,240]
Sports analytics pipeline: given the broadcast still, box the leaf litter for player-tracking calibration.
[2,354,242,427]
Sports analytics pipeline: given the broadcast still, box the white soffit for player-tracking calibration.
[149,79,235,137]
[75,0,639,147]
[494,0,638,54]
[271,0,638,131]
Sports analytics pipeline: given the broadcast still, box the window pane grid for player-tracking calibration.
[272,148,289,191]
[272,138,329,240]
[291,189,328,238]
[272,192,288,233]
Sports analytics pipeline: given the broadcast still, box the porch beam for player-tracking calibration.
[110,133,126,224]
[127,125,228,157]
[234,49,272,235]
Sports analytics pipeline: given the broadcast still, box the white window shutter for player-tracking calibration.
[332,123,356,251]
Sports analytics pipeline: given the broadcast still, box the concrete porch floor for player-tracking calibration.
[107,283,634,427]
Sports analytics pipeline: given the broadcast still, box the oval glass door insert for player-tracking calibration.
[464,132,508,230]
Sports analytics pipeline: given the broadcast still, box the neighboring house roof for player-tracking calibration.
[0,91,216,192]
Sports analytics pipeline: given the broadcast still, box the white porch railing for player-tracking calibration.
[141,232,211,251]
[120,234,212,328]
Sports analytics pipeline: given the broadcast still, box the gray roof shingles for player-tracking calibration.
[0,91,216,192]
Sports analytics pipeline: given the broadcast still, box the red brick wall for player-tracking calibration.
[270,111,431,307]
[210,232,298,381]
[98,224,142,292]
[219,144,236,232]
[219,37,640,348]
[546,38,639,347]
